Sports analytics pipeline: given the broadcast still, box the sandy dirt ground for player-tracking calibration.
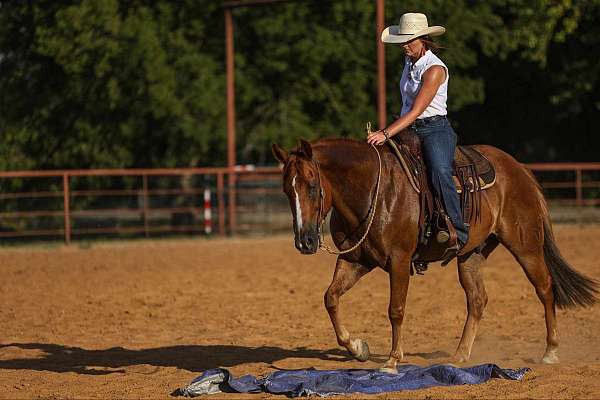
[0,224,599,399]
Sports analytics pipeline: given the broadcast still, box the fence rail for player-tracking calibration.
[0,163,599,243]
[526,163,600,206]
[0,166,282,243]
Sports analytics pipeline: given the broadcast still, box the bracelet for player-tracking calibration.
[383,129,390,141]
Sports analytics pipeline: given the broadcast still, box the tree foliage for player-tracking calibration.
[0,0,598,170]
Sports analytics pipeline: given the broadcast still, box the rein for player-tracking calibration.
[316,140,383,255]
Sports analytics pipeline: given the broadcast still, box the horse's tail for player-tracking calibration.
[542,219,598,308]
[522,168,599,308]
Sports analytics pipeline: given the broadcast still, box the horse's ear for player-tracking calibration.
[271,143,288,164]
[300,139,313,159]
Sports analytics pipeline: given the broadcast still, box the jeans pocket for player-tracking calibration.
[420,121,445,136]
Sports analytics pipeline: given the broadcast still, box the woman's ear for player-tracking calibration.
[299,139,313,159]
[271,143,288,164]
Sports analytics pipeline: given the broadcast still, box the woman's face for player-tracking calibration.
[402,38,425,59]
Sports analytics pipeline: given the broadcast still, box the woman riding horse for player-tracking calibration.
[367,13,469,250]
[272,12,597,374]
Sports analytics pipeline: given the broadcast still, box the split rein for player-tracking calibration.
[317,124,383,255]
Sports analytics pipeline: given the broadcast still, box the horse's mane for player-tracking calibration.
[284,137,383,178]
[311,137,379,171]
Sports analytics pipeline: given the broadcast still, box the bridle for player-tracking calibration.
[314,143,383,255]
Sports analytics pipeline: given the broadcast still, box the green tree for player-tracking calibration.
[0,0,225,170]
[1,0,598,170]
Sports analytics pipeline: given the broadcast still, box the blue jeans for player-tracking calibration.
[411,116,469,244]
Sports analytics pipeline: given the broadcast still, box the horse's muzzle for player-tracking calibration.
[295,227,319,254]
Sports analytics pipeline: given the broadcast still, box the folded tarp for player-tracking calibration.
[176,364,529,397]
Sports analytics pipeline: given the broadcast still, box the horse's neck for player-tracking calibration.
[314,140,380,224]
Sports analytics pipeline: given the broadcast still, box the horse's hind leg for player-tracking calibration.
[324,257,371,361]
[498,223,559,364]
[454,236,499,362]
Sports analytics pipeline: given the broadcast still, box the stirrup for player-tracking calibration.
[440,250,457,267]
[440,240,465,267]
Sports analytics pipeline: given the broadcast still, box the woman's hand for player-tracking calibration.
[367,130,388,146]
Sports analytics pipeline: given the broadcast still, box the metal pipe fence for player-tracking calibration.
[0,163,599,243]
[0,166,282,243]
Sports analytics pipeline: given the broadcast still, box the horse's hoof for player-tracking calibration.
[541,349,559,364]
[350,339,370,362]
[378,366,398,374]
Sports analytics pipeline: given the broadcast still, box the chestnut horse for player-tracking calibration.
[272,137,597,372]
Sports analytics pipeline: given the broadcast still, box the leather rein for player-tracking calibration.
[315,143,383,255]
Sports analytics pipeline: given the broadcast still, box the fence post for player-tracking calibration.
[228,172,237,235]
[225,8,237,236]
[204,188,213,234]
[376,0,386,129]
[63,174,71,244]
[576,169,583,206]
[217,172,225,235]
[142,174,149,237]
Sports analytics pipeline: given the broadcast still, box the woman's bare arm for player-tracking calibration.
[367,65,446,145]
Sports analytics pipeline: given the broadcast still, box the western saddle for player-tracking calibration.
[386,130,496,275]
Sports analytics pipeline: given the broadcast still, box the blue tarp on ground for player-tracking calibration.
[177,364,529,397]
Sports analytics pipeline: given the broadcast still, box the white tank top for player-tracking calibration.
[399,50,448,119]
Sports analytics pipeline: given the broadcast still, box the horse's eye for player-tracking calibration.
[309,184,318,199]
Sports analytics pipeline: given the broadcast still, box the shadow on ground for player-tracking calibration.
[405,351,451,360]
[0,343,352,375]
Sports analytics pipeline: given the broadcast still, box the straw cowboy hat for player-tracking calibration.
[381,13,445,44]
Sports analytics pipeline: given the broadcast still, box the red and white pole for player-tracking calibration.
[204,189,212,234]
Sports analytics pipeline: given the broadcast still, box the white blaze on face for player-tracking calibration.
[292,174,303,233]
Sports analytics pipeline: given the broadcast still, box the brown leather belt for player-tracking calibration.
[411,115,446,128]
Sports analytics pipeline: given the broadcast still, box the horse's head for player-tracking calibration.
[272,140,324,255]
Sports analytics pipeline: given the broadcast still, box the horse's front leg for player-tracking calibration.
[324,257,371,361]
[380,255,411,373]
